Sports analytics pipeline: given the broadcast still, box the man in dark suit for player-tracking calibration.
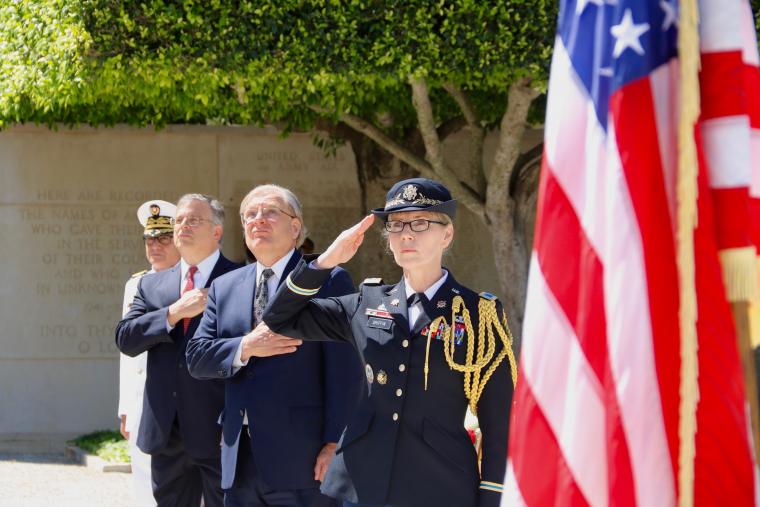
[186,184,363,507]
[116,193,242,507]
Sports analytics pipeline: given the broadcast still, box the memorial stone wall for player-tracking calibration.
[0,124,502,451]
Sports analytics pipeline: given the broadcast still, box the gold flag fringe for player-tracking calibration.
[677,0,701,505]
[719,247,759,302]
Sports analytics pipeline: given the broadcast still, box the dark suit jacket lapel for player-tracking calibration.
[242,264,257,331]
[204,253,230,289]
[383,279,410,336]
[278,250,303,289]
[164,263,181,306]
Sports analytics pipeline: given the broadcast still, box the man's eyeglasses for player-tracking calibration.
[174,216,211,228]
[384,219,446,233]
[241,206,296,224]
[144,235,174,246]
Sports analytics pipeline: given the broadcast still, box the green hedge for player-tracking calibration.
[71,430,130,464]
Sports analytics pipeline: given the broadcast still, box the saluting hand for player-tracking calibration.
[240,323,303,361]
[315,215,375,270]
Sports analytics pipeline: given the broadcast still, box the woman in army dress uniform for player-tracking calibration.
[263,178,517,507]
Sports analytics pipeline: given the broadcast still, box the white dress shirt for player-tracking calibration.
[404,270,449,330]
[180,249,220,293]
[166,250,220,331]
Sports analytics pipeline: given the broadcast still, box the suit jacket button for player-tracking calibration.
[396,388,403,397]
[398,364,406,372]
[402,340,409,348]
[392,413,399,421]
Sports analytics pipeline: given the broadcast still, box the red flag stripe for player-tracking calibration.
[609,79,681,489]
[746,67,760,128]
[710,187,753,249]
[534,164,637,505]
[509,379,590,507]
[519,255,609,505]
[693,140,757,506]
[700,51,748,121]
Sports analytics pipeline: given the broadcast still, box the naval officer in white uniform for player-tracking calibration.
[119,199,180,506]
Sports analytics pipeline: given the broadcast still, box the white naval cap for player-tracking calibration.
[136,199,176,237]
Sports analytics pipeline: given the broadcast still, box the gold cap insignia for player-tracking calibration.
[137,200,176,238]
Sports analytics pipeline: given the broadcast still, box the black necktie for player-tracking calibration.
[407,292,429,310]
[253,268,275,325]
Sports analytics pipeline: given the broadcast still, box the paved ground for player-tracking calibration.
[0,453,135,507]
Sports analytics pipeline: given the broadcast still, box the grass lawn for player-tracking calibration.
[71,430,130,464]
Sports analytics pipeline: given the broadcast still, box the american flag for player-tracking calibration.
[503,0,760,505]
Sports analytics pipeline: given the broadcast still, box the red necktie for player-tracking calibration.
[182,265,198,334]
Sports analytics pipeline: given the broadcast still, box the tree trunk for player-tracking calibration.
[494,143,542,350]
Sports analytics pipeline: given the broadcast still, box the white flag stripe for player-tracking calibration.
[701,116,753,188]
[699,0,744,52]
[751,132,760,198]
[522,260,608,507]
[603,125,678,507]
[544,39,590,214]
[650,60,681,228]
[501,463,528,507]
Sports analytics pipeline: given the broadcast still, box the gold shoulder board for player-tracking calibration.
[131,269,148,279]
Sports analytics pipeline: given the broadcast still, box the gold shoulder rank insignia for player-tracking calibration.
[362,277,383,286]
[131,269,148,279]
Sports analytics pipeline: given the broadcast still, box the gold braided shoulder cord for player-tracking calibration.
[423,296,518,415]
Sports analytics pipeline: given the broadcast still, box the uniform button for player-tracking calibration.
[398,364,406,372]
[392,413,399,421]
[396,388,403,397]
[172,391,177,397]
[402,340,409,348]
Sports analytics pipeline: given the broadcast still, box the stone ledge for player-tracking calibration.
[64,445,131,473]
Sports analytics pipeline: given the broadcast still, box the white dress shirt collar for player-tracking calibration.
[256,248,295,286]
[180,249,220,288]
[404,269,449,302]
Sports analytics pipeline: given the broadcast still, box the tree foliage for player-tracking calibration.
[0,0,554,129]
[5,1,758,337]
